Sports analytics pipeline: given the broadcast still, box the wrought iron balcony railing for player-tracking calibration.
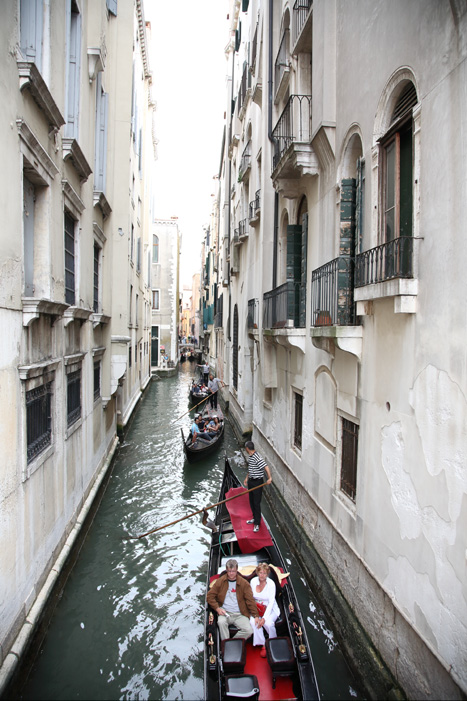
[354,236,414,287]
[232,228,240,246]
[311,256,357,327]
[292,0,313,46]
[263,280,305,329]
[249,189,261,221]
[214,310,223,328]
[237,61,251,116]
[247,298,259,329]
[239,218,248,240]
[272,94,312,171]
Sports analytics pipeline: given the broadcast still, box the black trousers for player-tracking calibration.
[248,477,263,526]
[209,391,217,408]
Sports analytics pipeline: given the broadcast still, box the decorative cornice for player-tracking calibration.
[62,138,92,182]
[62,179,85,215]
[136,0,151,79]
[17,59,65,131]
[18,359,60,381]
[16,119,59,181]
[22,298,68,327]
[91,313,111,328]
[93,222,106,246]
[93,190,112,219]
[63,306,93,327]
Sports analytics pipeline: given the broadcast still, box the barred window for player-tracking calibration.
[64,211,76,305]
[93,243,99,313]
[293,392,303,450]
[67,370,81,426]
[26,383,52,463]
[93,361,100,401]
[341,418,359,501]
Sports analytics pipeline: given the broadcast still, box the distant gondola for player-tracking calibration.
[181,410,224,462]
[203,457,320,701]
[189,380,210,406]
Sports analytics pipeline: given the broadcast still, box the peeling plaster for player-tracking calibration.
[381,364,467,688]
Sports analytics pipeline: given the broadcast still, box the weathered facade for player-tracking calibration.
[212,0,467,698]
[150,218,180,369]
[0,0,154,688]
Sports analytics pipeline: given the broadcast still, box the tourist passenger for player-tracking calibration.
[249,562,280,656]
[207,558,258,641]
[244,441,272,532]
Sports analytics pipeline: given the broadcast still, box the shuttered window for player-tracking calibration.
[64,212,76,305]
[341,418,358,501]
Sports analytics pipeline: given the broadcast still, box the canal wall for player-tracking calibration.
[249,422,463,701]
[0,436,120,699]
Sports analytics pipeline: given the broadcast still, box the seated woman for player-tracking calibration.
[249,562,280,657]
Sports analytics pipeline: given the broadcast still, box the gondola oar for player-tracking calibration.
[172,387,222,424]
[122,480,268,540]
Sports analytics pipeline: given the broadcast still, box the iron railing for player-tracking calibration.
[214,310,223,328]
[67,370,81,427]
[272,94,312,171]
[26,382,52,462]
[263,280,304,329]
[238,140,251,181]
[251,23,258,73]
[292,0,313,46]
[247,298,259,329]
[274,29,289,95]
[354,236,414,287]
[232,227,240,246]
[237,61,250,115]
[249,189,261,220]
[311,256,357,326]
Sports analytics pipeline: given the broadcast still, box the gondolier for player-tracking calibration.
[198,360,210,384]
[207,374,224,409]
[243,441,272,532]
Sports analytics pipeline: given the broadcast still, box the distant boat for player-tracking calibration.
[189,381,210,406]
[203,457,320,701]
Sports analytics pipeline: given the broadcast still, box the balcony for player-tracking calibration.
[263,281,306,352]
[238,140,252,182]
[239,218,249,242]
[271,95,318,197]
[214,310,223,328]
[354,236,418,314]
[232,227,240,247]
[249,190,261,225]
[237,62,251,120]
[310,256,362,359]
[292,0,313,55]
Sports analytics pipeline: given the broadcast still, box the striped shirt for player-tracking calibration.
[247,451,267,480]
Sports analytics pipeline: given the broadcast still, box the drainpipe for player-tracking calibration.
[268,0,279,289]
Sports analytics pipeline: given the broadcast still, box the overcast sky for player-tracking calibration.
[145,0,229,287]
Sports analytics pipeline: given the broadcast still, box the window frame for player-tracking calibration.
[292,389,303,453]
[339,416,359,503]
[64,210,76,305]
[152,289,160,310]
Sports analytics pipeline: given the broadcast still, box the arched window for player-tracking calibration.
[152,234,159,263]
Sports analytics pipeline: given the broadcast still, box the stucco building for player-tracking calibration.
[212,1,467,698]
[0,0,154,687]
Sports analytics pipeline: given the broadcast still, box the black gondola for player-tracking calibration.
[189,380,210,406]
[203,457,320,701]
[181,412,224,462]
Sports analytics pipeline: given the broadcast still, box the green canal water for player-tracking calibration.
[16,363,364,700]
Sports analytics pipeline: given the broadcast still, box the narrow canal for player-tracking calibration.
[15,364,364,701]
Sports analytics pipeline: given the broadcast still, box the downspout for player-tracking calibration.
[268,0,279,290]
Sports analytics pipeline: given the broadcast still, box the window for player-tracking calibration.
[153,235,159,263]
[129,284,133,325]
[340,418,359,501]
[130,224,134,262]
[94,72,108,194]
[152,289,160,310]
[380,82,417,244]
[136,237,141,273]
[26,382,52,463]
[64,211,76,305]
[293,391,303,450]
[23,176,35,296]
[135,293,139,327]
[93,361,100,401]
[93,243,100,312]
[129,345,132,368]
[106,0,117,16]
[65,1,81,140]
[67,369,81,427]
[20,0,43,70]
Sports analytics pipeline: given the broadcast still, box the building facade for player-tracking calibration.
[213,0,467,698]
[0,0,154,686]
[150,218,180,369]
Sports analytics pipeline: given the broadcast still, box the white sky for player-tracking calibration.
[145,0,229,287]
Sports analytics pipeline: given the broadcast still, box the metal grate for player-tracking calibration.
[27,382,52,462]
[294,393,303,450]
[67,370,81,427]
[341,418,358,501]
[391,82,417,123]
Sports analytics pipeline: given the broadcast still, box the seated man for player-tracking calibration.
[191,414,213,441]
[207,558,259,640]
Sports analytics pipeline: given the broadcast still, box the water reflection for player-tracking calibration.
[18,364,363,700]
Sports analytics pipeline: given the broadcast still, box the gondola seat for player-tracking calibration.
[221,638,246,673]
[224,674,259,700]
[265,636,296,689]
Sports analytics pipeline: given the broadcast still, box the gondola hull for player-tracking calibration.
[203,457,320,701]
[181,422,224,462]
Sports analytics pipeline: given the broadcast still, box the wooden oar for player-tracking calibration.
[172,385,225,424]
[123,480,268,540]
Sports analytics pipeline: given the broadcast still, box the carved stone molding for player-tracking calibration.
[17,60,65,131]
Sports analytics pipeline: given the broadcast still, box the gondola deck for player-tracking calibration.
[204,457,320,701]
